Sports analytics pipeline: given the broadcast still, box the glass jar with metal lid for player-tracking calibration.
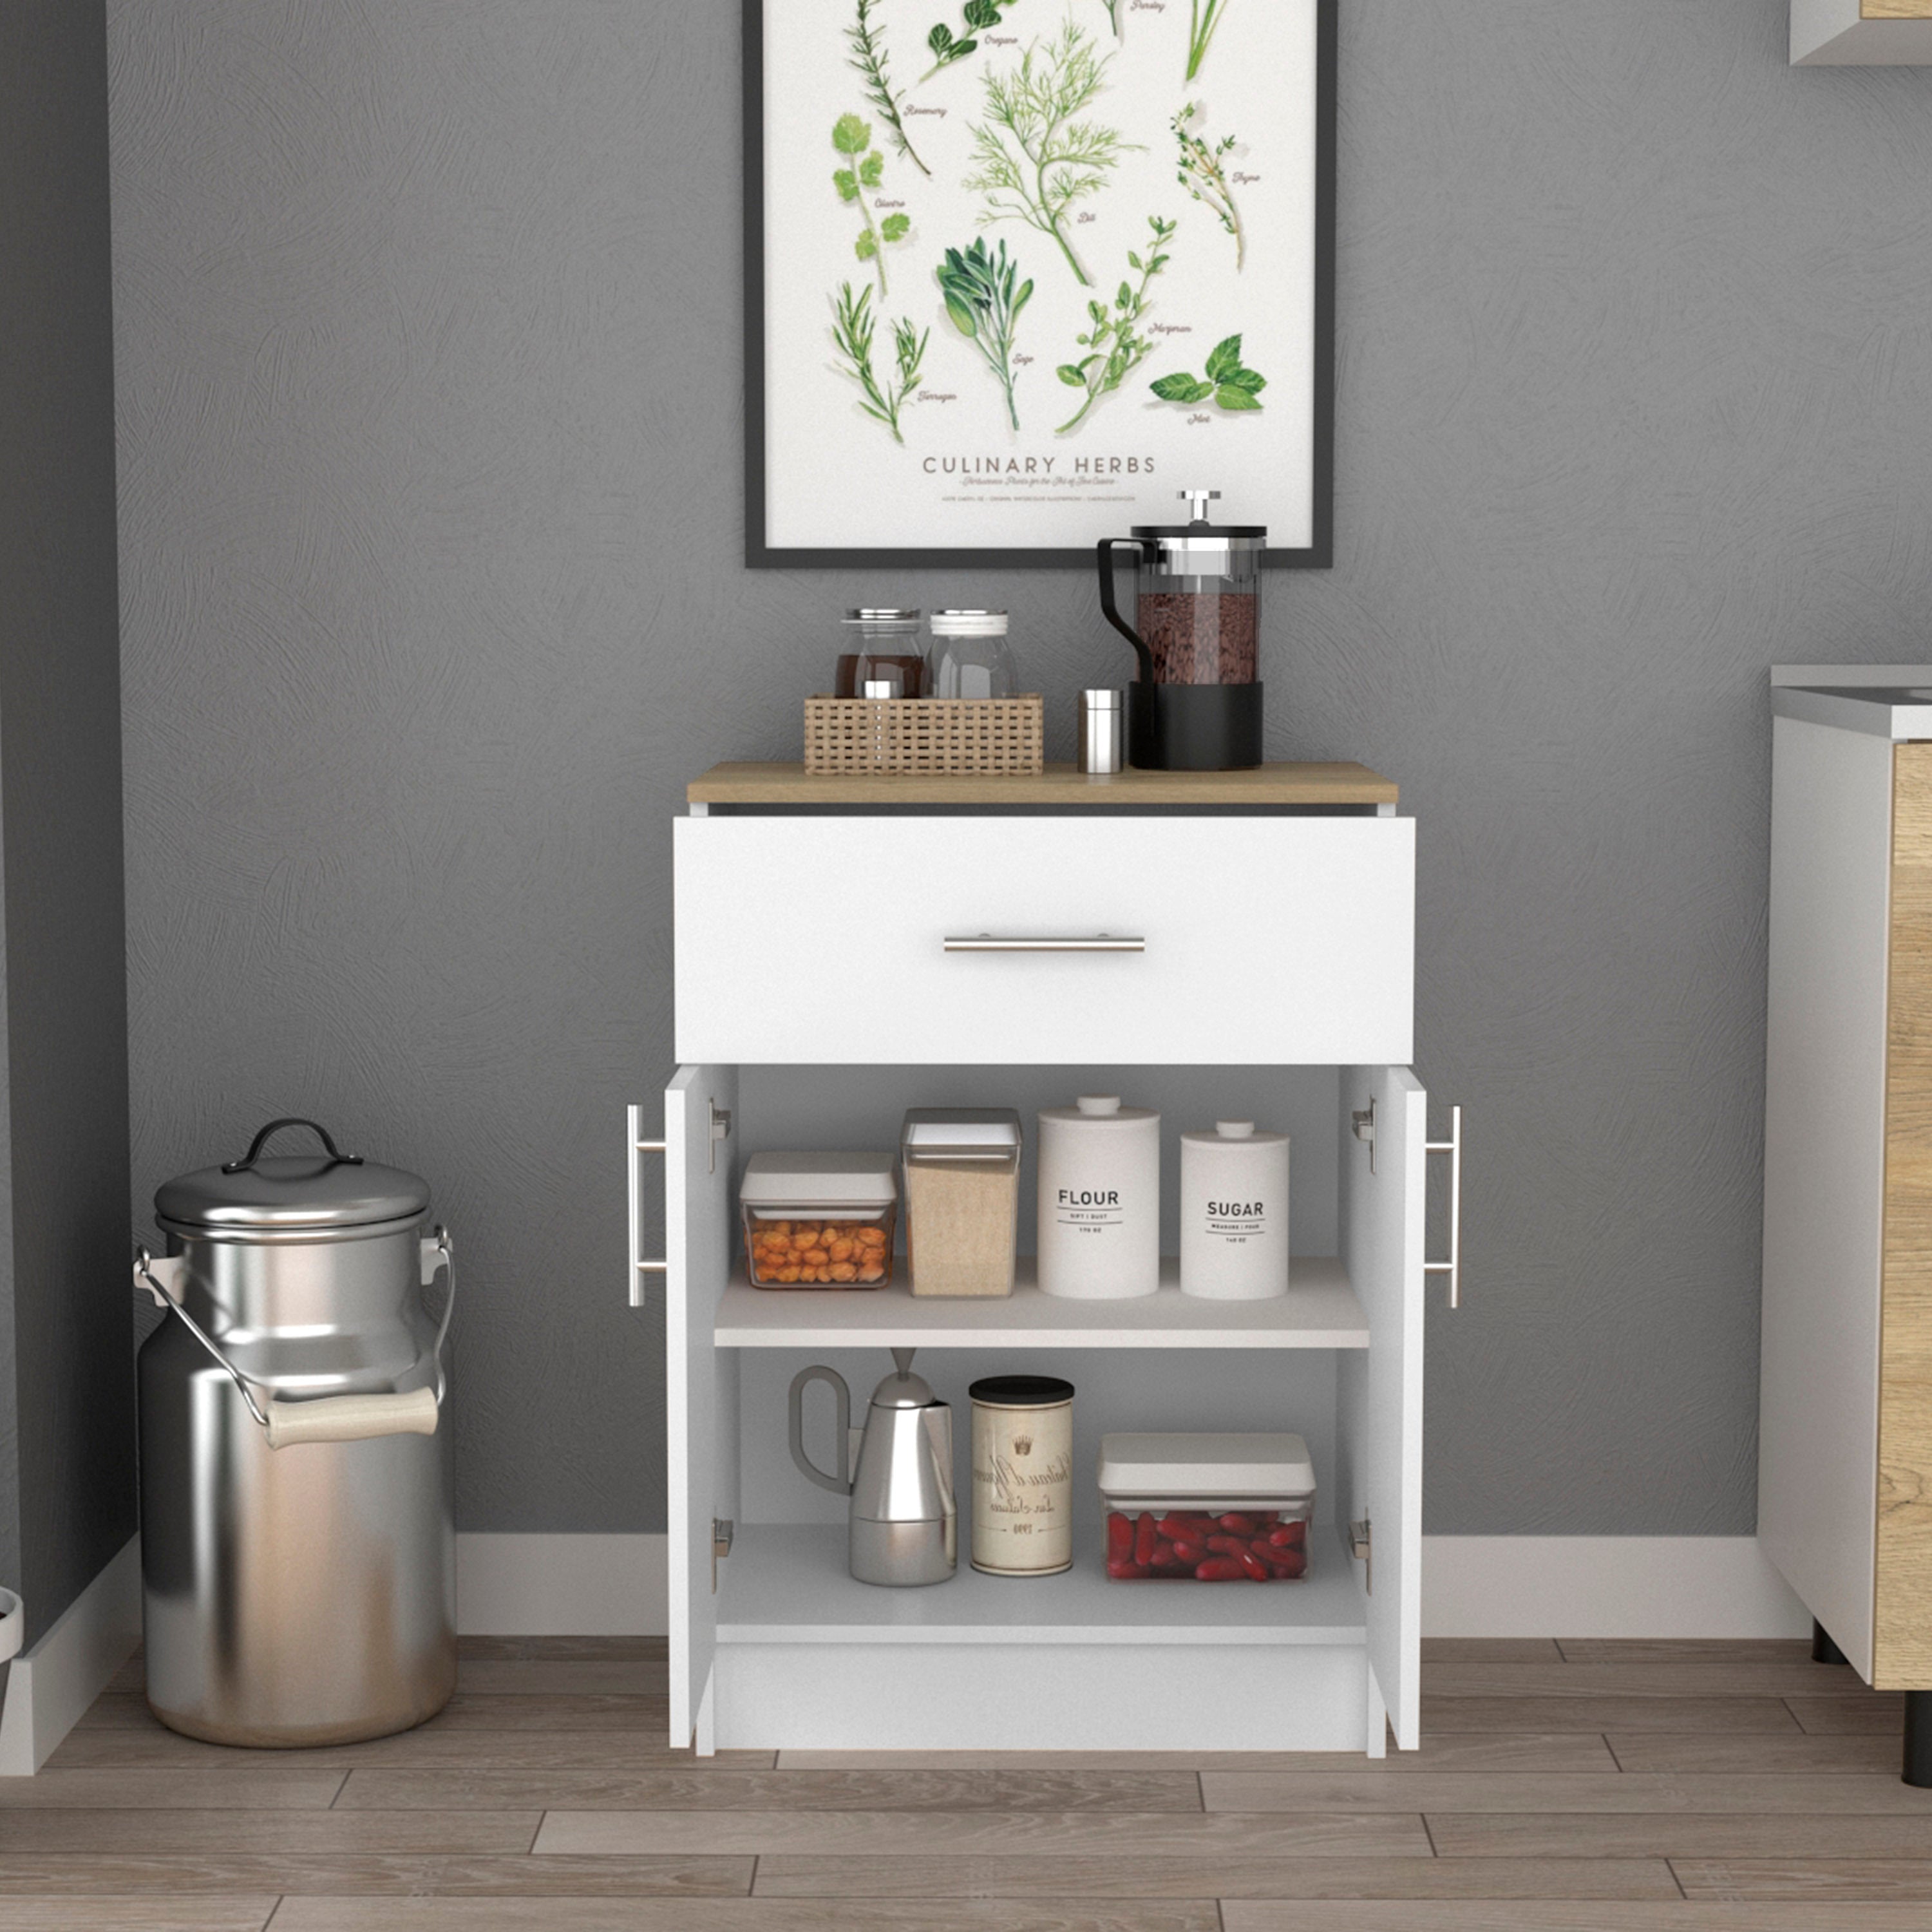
[836,608,925,699]
[1097,488,1266,770]
[927,609,1020,700]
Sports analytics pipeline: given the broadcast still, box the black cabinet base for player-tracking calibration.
[1812,1619,1849,1667]
[1908,1690,1932,1789]
[1128,683,1264,772]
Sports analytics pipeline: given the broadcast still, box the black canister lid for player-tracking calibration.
[155,1118,430,1231]
[970,1374,1075,1407]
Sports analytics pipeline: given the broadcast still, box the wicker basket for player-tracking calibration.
[804,696,1045,775]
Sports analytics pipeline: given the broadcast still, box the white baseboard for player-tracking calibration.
[457,1533,668,1636]
[452,1532,1811,1641]
[1421,1535,1812,1639]
[0,1537,142,1776]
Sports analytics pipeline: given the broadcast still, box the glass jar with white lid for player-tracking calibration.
[927,609,1019,699]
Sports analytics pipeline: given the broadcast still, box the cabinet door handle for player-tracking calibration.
[943,933,1146,953]
[628,1103,668,1309]
[1425,1104,1463,1310]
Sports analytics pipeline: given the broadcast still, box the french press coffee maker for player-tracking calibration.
[1098,488,1265,770]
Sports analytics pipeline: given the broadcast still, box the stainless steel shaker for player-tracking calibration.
[789,1349,957,1586]
[1079,689,1124,775]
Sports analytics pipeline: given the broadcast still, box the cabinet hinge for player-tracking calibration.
[1351,1101,1376,1174]
[1349,1517,1372,1596]
[712,1517,734,1593]
[709,1101,733,1175]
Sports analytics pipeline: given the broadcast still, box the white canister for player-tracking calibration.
[1036,1095,1160,1300]
[1180,1121,1289,1300]
[970,1375,1074,1575]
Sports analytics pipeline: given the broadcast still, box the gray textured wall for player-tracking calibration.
[106,0,1932,1538]
[3,0,135,1642]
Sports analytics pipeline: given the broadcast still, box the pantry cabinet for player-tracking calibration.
[636,762,1450,1756]
[1763,672,1932,1696]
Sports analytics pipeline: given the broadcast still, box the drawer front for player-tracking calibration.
[675,816,1413,1065]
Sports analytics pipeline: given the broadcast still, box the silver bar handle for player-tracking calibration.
[629,1103,668,1309]
[1424,1104,1463,1310]
[943,933,1146,954]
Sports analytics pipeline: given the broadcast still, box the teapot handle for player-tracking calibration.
[1097,538,1156,686]
[789,1365,853,1495]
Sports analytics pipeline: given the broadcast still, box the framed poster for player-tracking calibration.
[744,0,1335,567]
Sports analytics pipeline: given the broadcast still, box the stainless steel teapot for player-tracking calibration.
[789,1349,957,1587]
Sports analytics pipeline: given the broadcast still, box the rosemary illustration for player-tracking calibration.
[938,238,1033,431]
[1150,332,1265,412]
[965,21,1132,288]
[1187,0,1229,80]
[1173,100,1243,269]
[848,0,930,177]
[923,0,1011,83]
[1182,0,1229,79]
[831,282,929,443]
[1055,214,1177,434]
[832,113,911,296]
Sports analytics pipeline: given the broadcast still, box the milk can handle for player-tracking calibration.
[134,1226,456,1445]
[222,1117,363,1174]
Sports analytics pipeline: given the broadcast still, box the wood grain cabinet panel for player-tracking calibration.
[1878,743,1932,1685]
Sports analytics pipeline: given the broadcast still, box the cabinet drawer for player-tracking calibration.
[674,817,1412,1065]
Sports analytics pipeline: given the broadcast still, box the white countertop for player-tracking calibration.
[1772,665,1932,739]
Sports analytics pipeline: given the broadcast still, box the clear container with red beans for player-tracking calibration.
[1097,1432,1314,1582]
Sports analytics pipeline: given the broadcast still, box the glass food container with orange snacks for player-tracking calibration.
[739,1152,897,1289]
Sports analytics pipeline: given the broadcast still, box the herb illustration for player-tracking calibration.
[848,0,930,177]
[937,238,1033,430]
[1097,0,1121,33]
[832,113,912,296]
[831,282,929,443]
[1186,0,1229,80]
[1055,214,1177,433]
[1173,101,1243,269]
[1150,332,1265,412]
[923,0,1010,83]
[965,22,1132,288]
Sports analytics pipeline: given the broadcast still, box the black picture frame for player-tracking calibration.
[743,0,1336,570]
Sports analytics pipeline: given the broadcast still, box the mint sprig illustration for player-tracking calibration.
[938,238,1032,431]
[1150,332,1265,412]
[833,113,911,296]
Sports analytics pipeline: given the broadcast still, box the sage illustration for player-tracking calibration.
[965,21,1132,288]
[1055,214,1177,433]
[1173,101,1243,269]
[831,282,929,443]
[832,113,912,295]
[937,238,1032,431]
[1186,0,1229,79]
[923,0,1012,83]
[848,0,930,176]
[1150,332,1265,412]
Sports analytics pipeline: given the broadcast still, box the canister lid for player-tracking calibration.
[739,1151,897,1208]
[1097,1432,1315,1497]
[901,1108,1023,1158]
[971,1374,1075,1408]
[930,609,1009,636]
[843,608,921,623]
[1180,1121,1289,1146]
[156,1140,430,1231]
[1040,1095,1159,1126]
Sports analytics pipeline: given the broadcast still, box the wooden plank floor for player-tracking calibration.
[3,1637,1929,1927]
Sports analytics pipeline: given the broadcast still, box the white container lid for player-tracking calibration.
[1097,1432,1315,1500]
[1180,1119,1289,1146]
[902,1107,1022,1156]
[1040,1095,1159,1126]
[739,1151,897,1208]
[931,608,1009,636]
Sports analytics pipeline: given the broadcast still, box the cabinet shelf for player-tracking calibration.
[717,1522,1367,1648]
[714,1255,1368,1350]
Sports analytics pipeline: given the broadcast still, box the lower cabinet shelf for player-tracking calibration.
[717,1522,1368,1647]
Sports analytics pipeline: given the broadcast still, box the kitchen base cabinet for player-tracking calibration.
[644,766,1442,1760]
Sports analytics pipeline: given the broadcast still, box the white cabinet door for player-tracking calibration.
[674,815,1414,1065]
[1335,1065,1426,1748]
[666,1064,738,1747]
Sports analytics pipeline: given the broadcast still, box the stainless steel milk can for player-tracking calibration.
[134,1118,457,1746]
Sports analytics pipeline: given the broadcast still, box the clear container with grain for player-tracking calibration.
[739,1152,896,1289]
[900,1108,1022,1298]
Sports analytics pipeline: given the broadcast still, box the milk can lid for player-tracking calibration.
[155,1118,430,1230]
